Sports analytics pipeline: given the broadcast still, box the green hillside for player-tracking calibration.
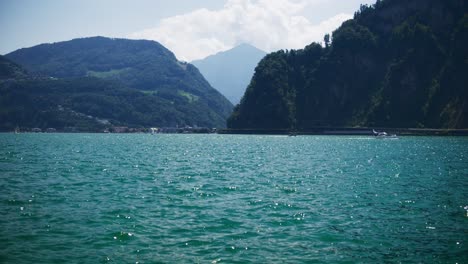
[4,37,233,130]
[0,56,232,131]
[228,0,467,129]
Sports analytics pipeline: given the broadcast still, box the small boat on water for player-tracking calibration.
[372,129,398,139]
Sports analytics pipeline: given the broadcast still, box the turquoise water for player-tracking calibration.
[0,134,467,263]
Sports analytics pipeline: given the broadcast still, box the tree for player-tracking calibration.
[324,34,331,48]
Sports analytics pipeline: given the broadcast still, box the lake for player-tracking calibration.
[1,134,467,263]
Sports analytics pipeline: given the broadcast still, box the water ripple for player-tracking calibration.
[0,134,467,263]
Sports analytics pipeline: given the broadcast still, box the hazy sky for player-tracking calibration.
[1,0,375,61]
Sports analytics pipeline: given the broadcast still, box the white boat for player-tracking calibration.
[373,129,398,139]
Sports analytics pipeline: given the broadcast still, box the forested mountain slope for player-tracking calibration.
[228,0,467,129]
[4,37,233,129]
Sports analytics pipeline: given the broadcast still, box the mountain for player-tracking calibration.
[4,37,233,129]
[228,0,468,130]
[0,55,232,131]
[192,44,266,105]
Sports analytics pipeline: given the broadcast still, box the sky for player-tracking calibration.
[0,0,376,61]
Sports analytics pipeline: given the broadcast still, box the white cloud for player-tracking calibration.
[128,0,352,61]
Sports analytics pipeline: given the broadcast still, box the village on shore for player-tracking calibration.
[12,125,217,134]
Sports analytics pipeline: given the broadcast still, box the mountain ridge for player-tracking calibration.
[195,43,265,62]
[192,43,266,105]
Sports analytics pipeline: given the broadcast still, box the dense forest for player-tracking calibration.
[228,0,467,129]
[1,37,233,131]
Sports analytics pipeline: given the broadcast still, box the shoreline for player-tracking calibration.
[218,127,468,136]
[4,127,468,136]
